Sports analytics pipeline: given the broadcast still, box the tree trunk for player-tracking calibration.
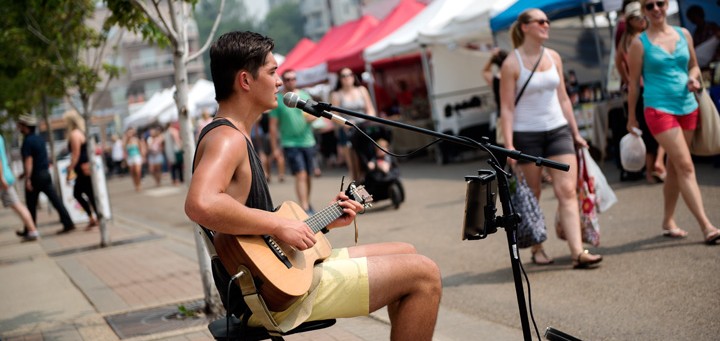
[81,100,110,247]
[172,33,222,316]
[40,97,60,195]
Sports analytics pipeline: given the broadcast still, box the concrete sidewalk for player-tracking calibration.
[4,155,719,340]
[0,173,522,341]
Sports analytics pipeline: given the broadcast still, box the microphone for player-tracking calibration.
[282,92,349,126]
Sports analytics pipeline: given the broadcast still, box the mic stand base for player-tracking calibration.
[312,102,573,341]
[486,159,533,341]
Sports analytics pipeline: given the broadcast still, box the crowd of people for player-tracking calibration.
[2,113,191,242]
[2,4,718,339]
[102,121,186,192]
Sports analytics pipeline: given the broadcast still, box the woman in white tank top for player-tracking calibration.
[499,9,602,269]
[330,67,377,181]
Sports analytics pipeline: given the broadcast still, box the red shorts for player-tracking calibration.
[644,107,699,135]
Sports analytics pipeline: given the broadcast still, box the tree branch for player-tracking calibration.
[130,0,177,42]
[89,29,126,114]
[24,13,69,73]
[188,0,225,62]
[166,0,181,43]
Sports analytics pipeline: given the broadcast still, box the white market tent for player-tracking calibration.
[364,0,474,63]
[123,79,217,130]
[363,0,514,62]
[123,87,175,130]
[157,79,217,125]
[417,0,516,45]
[362,0,514,161]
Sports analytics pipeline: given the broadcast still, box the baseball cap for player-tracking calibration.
[625,2,642,18]
[18,114,38,126]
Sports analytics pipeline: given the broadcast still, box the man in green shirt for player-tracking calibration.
[269,69,318,214]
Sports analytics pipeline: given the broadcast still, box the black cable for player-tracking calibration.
[226,276,233,340]
[455,134,541,339]
[455,135,502,166]
[348,122,442,158]
[348,127,541,339]
[226,271,244,340]
[519,256,542,340]
[506,186,541,341]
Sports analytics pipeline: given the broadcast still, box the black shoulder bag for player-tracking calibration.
[515,46,545,106]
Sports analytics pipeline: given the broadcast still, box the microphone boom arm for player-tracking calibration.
[314,101,569,171]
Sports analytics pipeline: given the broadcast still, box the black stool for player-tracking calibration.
[208,314,336,341]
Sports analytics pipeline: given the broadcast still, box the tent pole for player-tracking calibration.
[366,62,377,109]
[589,3,607,96]
[420,44,436,122]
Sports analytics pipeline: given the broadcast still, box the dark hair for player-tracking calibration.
[686,5,704,20]
[210,31,275,101]
[491,50,508,66]
[509,9,540,48]
[281,69,295,79]
[333,67,360,91]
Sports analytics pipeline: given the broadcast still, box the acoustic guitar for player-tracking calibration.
[214,183,373,312]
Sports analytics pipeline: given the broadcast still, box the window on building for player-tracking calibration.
[144,80,163,99]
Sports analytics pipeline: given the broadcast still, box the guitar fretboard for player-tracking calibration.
[305,202,345,234]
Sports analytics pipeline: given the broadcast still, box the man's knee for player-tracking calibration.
[295,170,308,179]
[385,241,416,254]
[414,255,442,292]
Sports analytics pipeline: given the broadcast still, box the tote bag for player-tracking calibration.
[577,148,601,247]
[690,88,720,156]
[510,172,547,248]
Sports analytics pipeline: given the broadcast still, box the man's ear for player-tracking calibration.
[236,70,252,91]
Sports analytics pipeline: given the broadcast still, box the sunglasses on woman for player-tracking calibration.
[644,1,665,11]
[527,19,551,26]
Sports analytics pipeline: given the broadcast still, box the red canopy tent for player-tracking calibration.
[327,0,426,73]
[277,38,316,75]
[292,15,379,85]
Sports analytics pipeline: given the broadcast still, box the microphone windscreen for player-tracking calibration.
[283,92,299,108]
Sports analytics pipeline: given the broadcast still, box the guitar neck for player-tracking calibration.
[305,202,344,234]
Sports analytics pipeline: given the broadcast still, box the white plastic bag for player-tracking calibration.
[620,127,646,172]
[581,147,617,213]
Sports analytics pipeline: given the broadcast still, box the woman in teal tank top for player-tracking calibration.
[626,0,719,245]
[124,127,145,192]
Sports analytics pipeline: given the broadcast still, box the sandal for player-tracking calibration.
[651,171,666,183]
[662,227,688,239]
[705,230,720,245]
[573,250,602,269]
[85,218,99,230]
[531,249,554,265]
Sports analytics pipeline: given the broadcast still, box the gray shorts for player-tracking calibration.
[1,186,20,208]
[513,125,575,164]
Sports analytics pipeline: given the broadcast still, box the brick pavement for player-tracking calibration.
[0,179,398,341]
[0,168,526,341]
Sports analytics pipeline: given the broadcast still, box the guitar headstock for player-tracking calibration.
[346,182,374,209]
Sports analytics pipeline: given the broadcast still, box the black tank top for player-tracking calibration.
[68,140,89,174]
[192,118,274,317]
[192,118,274,213]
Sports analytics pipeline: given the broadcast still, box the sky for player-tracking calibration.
[243,0,269,20]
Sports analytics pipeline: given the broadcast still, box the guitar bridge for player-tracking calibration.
[263,235,292,269]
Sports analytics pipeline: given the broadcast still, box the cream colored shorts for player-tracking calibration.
[249,248,370,327]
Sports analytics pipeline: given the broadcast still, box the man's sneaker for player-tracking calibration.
[22,231,39,242]
[57,226,76,234]
[16,228,28,237]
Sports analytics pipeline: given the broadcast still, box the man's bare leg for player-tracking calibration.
[295,170,310,211]
[349,242,442,341]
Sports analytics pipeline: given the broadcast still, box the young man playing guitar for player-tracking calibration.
[185,31,441,340]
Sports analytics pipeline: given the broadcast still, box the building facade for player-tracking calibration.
[36,3,205,154]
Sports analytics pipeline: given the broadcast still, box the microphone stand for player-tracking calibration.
[315,102,569,341]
